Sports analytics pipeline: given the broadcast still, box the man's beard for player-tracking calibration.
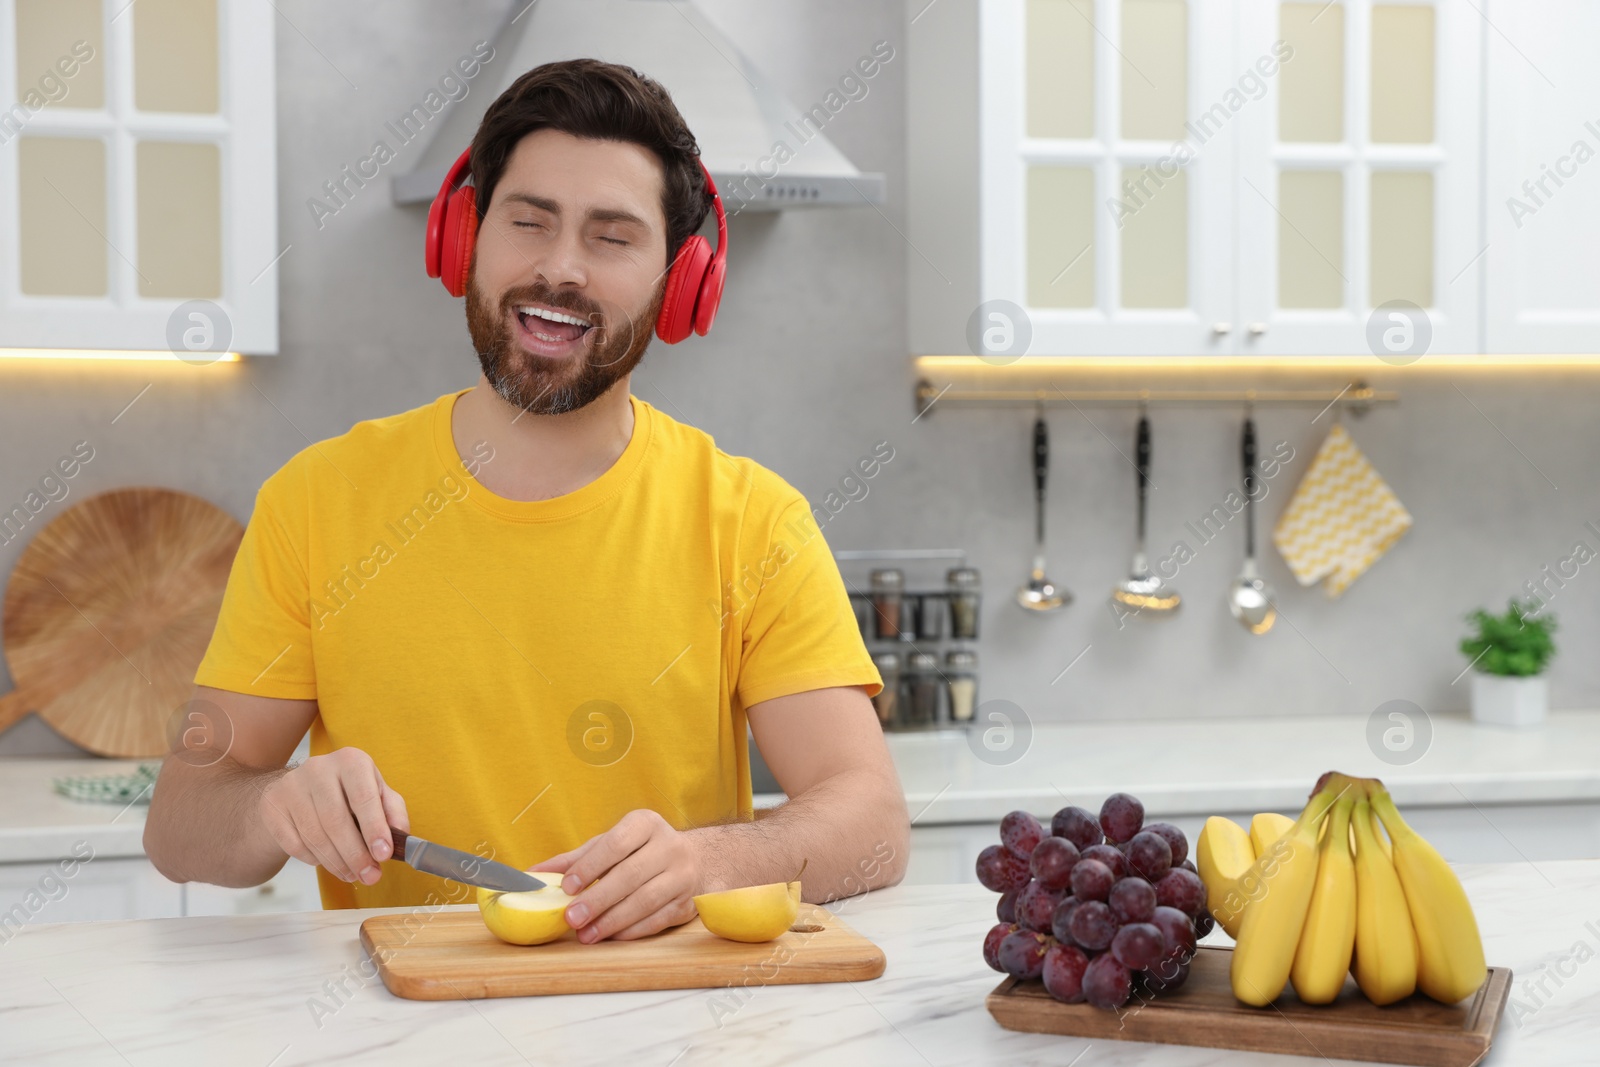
[465,265,664,416]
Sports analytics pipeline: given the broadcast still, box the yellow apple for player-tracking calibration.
[477,872,575,946]
[693,879,803,943]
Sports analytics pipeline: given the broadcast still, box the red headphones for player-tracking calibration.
[424,146,727,344]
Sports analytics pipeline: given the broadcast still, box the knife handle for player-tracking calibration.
[390,828,409,861]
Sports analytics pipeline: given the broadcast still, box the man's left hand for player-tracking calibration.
[528,809,704,943]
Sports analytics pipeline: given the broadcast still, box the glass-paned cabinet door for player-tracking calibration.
[1235,0,1481,355]
[0,0,277,353]
[980,0,1237,355]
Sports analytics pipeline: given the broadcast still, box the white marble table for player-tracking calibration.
[1,862,1590,1066]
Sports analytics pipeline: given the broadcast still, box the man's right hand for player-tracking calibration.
[257,747,410,886]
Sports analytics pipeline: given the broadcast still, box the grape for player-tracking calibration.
[1000,810,1044,859]
[1082,953,1133,1010]
[1068,900,1118,950]
[1143,822,1188,867]
[1099,793,1145,844]
[996,886,1019,923]
[1144,950,1192,993]
[1111,922,1167,970]
[1150,905,1197,956]
[1051,896,1081,945]
[1126,831,1173,881]
[1029,836,1080,891]
[1042,942,1090,1003]
[1194,912,1216,940]
[1051,805,1103,851]
[1016,880,1065,933]
[998,929,1051,980]
[1179,858,1197,874]
[976,844,1031,892]
[1080,844,1128,880]
[983,922,1014,971]
[1108,877,1157,924]
[1153,868,1205,916]
[1068,858,1114,902]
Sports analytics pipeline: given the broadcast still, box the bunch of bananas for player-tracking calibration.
[1195,772,1486,1008]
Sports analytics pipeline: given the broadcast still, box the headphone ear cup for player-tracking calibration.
[692,254,726,337]
[439,186,478,298]
[655,235,710,344]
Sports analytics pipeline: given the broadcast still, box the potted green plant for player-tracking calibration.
[1459,599,1557,727]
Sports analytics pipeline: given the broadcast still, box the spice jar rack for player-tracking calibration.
[835,549,981,734]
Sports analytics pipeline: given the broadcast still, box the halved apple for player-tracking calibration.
[477,872,575,946]
[693,878,803,943]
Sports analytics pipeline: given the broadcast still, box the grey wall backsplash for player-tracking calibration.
[2,1,1596,759]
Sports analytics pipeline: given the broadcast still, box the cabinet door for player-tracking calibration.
[1235,0,1481,355]
[1483,1,1600,353]
[0,857,182,932]
[979,0,1237,355]
[0,0,278,354]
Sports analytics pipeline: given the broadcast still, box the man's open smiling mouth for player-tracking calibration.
[513,303,597,357]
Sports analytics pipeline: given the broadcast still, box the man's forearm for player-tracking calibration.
[688,768,910,904]
[144,757,291,888]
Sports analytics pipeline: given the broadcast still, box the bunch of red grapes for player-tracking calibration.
[979,792,1214,1011]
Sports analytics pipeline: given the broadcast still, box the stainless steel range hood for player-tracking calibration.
[391,0,886,213]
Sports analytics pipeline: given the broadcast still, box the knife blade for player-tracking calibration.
[389,829,546,893]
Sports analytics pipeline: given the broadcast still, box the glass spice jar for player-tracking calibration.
[944,649,978,724]
[916,592,946,640]
[947,567,982,640]
[870,651,901,728]
[870,568,904,640]
[849,594,873,642]
[899,594,921,643]
[906,651,941,727]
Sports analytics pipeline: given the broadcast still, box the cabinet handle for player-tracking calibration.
[1248,322,1268,336]
[1212,322,1232,336]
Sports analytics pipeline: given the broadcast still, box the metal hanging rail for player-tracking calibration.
[912,378,1397,419]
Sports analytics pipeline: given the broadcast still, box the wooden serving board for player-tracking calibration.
[987,946,1511,1067]
[360,903,885,1001]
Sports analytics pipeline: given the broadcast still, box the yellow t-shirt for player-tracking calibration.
[195,389,882,910]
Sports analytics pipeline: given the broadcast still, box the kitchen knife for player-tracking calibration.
[389,829,546,893]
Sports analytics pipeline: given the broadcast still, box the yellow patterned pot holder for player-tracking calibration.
[1273,424,1412,598]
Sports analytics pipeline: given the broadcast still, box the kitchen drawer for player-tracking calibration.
[0,855,182,934]
[181,858,322,916]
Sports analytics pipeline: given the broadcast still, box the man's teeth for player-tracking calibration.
[517,306,590,328]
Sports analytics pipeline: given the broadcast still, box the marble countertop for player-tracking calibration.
[0,758,152,864]
[5,710,1598,865]
[882,709,1600,825]
[1,861,1589,1066]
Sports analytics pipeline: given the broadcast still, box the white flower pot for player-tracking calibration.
[1469,672,1548,728]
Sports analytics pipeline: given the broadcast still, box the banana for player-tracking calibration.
[1290,791,1357,1004]
[1249,811,1295,857]
[1370,787,1487,1004]
[1196,816,1256,939]
[1350,791,1417,1005]
[1229,785,1341,1007]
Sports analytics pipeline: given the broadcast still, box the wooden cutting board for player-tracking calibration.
[987,946,1511,1067]
[0,487,243,755]
[360,903,886,1001]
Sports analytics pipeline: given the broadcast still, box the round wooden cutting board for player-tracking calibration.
[0,488,243,756]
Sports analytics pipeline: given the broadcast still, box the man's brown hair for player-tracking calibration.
[471,58,713,266]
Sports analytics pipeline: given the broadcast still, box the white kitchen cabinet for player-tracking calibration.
[908,0,1487,357]
[906,801,1600,885]
[1482,0,1600,353]
[181,857,323,916]
[0,0,278,354]
[0,855,182,935]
